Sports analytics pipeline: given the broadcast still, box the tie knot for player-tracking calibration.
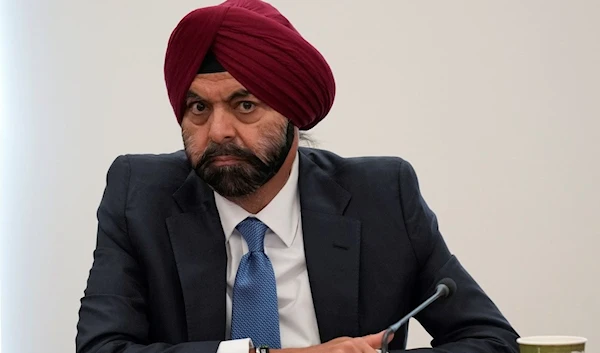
[236,217,268,253]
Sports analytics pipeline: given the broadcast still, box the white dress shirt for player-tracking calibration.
[214,152,321,353]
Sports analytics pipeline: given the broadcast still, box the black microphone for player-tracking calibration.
[380,278,457,353]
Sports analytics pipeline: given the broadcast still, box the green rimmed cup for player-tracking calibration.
[517,336,587,353]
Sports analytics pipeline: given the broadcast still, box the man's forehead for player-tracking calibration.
[194,71,235,82]
[188,73,253,99]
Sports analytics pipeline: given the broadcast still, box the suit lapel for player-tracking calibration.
[298,150,361,342]
[166,171,226,342]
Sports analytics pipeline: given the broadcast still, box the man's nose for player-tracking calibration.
[207,107,236,144]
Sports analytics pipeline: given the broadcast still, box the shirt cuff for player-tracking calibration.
[216,338,254,353]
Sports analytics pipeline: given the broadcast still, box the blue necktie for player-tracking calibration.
[231,217,281,348]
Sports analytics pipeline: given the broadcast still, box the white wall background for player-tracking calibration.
[1,1,599,352]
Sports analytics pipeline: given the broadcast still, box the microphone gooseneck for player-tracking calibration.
[380,278,457,353]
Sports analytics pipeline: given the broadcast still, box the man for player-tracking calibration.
[76,1,519,353]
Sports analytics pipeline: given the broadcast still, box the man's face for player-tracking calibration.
[182,72,294,198]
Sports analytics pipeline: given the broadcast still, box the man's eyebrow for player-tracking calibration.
[226,89,252,102]
[185,89,254,102]
[186,91,204,101]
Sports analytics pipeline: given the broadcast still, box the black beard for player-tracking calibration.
[194,122,294,198]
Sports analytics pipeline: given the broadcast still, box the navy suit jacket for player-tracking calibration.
[76,147,519,353]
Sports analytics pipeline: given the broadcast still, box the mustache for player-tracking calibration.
[198,143,265,168]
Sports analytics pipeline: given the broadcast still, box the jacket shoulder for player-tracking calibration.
[125,150,190,175]
[106,150,191,194]
[300,147,411,182]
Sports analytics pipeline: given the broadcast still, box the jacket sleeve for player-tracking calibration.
[76,156,221,353]
[394,160,519,353]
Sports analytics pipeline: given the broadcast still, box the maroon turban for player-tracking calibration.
[164,0,336,130]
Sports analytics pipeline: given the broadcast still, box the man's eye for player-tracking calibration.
[237,101,256,113]
[189,102,206,115]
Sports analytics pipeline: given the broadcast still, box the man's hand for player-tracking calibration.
[270,330,393,353]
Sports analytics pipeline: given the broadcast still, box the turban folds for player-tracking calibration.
[164,0,336,130]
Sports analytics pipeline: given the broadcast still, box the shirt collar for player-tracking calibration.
[214,152,300,248]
